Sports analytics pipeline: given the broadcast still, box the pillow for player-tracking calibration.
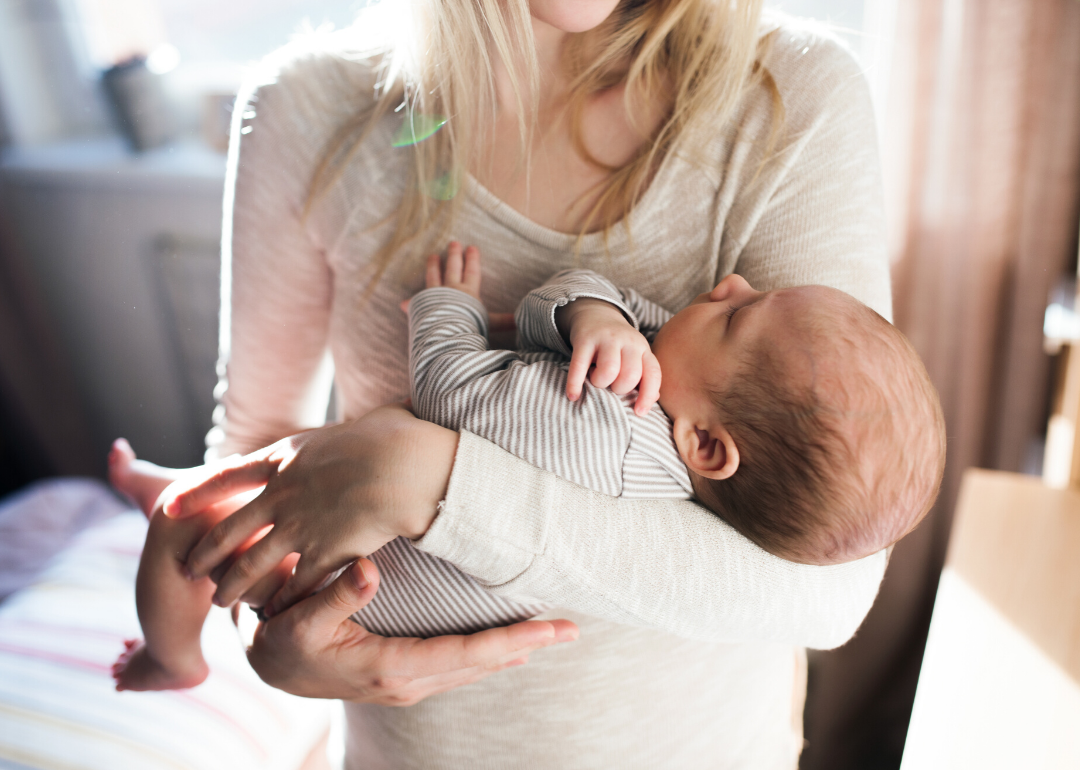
[0,509,331,769]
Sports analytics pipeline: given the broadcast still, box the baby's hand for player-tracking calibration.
[561,299,661,416]
[405,241,514,346]
[425,241,481,299]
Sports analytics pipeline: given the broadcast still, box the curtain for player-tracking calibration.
[802,1,1080,767]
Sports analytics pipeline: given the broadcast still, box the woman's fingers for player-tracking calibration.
[635,351,662,416]
[425,253,442,288]
[244,560,382,698]
[401,619,579,679]
[267,553,340,617]
[246,556,579,705]
[163,455,276,519]
[212,529,294,607]
[241,552,300,609]
[186,498,273,580]
[290,559,381,638]
[566,343,595,401]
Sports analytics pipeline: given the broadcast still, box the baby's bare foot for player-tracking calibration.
[111,638,209,692]
[108,439,179,518]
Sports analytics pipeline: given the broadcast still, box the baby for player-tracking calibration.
[110,241,944,690]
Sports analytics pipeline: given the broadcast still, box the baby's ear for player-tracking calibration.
[673,419,739,480]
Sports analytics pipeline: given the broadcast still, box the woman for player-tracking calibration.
[176,0,891,766]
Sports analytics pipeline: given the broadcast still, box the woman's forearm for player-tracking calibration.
[416,431,886,648]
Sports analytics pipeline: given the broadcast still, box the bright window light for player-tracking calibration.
[146,43,180,74]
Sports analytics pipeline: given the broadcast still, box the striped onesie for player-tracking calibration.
[352,269,693,637]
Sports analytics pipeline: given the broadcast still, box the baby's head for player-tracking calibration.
[652,275,945,565]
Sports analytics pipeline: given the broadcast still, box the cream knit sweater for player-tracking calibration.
[211,19,890,770]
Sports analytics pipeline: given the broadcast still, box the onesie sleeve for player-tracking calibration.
[410,287,631,496]
[416,33,890,648]
[408,287,522,423]
[515,269,639,355]
[517,269,674,349]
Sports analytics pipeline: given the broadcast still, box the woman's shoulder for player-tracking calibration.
[236,28,385,143]
[756,13,873,120]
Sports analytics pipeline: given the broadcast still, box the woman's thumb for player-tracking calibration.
[310,559,380,631]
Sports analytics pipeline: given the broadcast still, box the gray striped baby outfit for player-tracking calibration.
[352,270,693,637]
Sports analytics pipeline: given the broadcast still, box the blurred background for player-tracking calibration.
[0,1,1077,768]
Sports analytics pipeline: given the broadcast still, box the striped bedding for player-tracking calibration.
[0,502,330,770]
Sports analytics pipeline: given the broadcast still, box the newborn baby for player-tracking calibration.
[109,241,944,691]
[407,243,945,566]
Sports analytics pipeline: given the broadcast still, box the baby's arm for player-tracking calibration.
[113,499,223,691]
[109,441,278,691]
[408,243,526,424]
[517,270,666,415]
[409,249,631,494]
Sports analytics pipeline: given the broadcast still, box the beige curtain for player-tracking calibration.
[802,1,1080,767]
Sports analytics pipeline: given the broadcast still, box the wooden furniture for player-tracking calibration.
[901,469,1080,769]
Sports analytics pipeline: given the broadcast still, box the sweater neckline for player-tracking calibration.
[463,143,680,256]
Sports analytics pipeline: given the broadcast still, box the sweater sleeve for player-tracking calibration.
[205,51,347,460]
[416,34,890,648]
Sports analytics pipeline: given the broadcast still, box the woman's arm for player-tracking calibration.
[206,50,354,461]
[201,49,584,698]
[187,33,892,651]
[418,33,893,648]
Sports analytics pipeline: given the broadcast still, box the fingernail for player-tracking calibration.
[212,595,225,607]
[163,499,179,517]
[354,560,370,590]
[181,565,194,581]
[556,628,579,643]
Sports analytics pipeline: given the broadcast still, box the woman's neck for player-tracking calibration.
[492,16,573,116]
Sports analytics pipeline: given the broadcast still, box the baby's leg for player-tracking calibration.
[112,505,228,691]
[108,438,185,518]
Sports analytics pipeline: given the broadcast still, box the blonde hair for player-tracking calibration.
[308,0,776,287]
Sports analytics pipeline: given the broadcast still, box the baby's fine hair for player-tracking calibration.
[691,290,946,565]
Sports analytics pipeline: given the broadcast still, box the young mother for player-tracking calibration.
[175,0,891,766]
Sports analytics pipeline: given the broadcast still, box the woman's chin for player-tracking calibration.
[528,0,622,34]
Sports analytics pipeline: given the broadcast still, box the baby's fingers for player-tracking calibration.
[634,352,662,416]
[609,347,643,395]
[589,344,621,391]
[444,242,464,285]
[425,253,442,288]
[566,344,595,402]
[461,245,482,296]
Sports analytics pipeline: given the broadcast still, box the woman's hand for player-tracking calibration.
[249,557,578,704]
[162,405,458,615]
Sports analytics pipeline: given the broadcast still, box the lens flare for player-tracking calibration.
[424,172,460,201]
[392,114,447,147]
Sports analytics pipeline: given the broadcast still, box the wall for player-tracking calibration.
[1,139,225,468]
